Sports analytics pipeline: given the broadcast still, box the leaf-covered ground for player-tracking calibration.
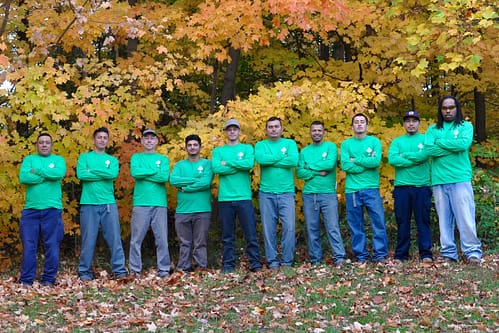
[1,255,497,332]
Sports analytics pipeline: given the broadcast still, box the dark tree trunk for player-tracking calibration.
[220,47,240,106]
[210,59,220,113]
[474,89,486,142]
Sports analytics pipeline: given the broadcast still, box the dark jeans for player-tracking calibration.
[393,186,433,260]
[219,200,262,272]
[20,208,64,285]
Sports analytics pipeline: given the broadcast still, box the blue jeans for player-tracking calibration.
[302,193,346,264]
[175,212,211,271]
[129,206,170,276]
[219,200,262,272]
[432,182,482,260]
[20,208,64,285]
[258,191,295,268]
[345,189,388,262]
[78,204,127,280]
[393,186,433,260]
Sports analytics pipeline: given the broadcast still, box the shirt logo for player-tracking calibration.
[281,147,287,155]
[453,130,459,139]
[49,163,55,169]
[237,152,244,160]
[156,160,161,168]
[197,166,204,174]
[105,160,111,168]
[366,147,374,156]
[418,143,424,151]
[322,152,327,160]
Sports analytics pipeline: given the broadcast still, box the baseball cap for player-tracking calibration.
[224,119,240,130]
[403,110,420,120]
[142,129,158,136]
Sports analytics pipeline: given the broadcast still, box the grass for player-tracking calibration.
[1,255,497,332]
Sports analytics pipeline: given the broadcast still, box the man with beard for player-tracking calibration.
[297,121,346,267]
[425,96,482,265]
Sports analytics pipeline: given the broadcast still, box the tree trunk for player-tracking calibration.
[220,47,240,106]
[0,0,12,38]
[210,59,220,114]
[474,89,486,142]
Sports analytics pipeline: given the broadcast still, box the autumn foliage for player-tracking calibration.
[0,0,497,262]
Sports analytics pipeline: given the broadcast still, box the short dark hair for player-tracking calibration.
[310,120,324,127]
[266,116,281,126]
[437,95,464,129]
[185,134,201,146]
[37,133,52,141]
[93,127,109,138]
[351,113,369,125]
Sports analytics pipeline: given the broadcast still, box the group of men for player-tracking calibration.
[18,95,482,286]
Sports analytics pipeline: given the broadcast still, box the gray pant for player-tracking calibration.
[129,206,170,275]
[175,212,211,271]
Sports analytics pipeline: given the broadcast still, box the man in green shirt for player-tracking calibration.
[129,129,171,278]
[297,121,346,267]
[212,119,262,273]
[388,111,432,263]
[77,127,127,281]
[170,134,213,272]
[340,113,388,264]
[19,133,66,286]
[255,116,298,269]
[425,96,482,265]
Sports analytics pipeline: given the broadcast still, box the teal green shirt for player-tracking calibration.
[424,121,473,186]
[255,138,298,193]
[388,133,430,187]
[212,143,254,201]
[340,135,382,193]
[130,152,170,207]
[77,151,119,204]
[19,154,66,210]
[296,141,338,194]
[170,158,213,213]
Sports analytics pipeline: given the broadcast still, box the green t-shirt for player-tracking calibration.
[340,135,382,193]
[388,133,430,187]
[424,120,473,186]
[212,143,254,201]
[19,154,66,210]
[255,138,298,193]
[296,141,338,194]
[170,158,213,213]
[77,151,119,204]
[130,152,170,207]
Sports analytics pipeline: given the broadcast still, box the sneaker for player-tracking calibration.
[159,272,170,279]
[467,257,481,266]
[335,260,346,268]
[394,259,404,267]
[131,271,141,279]
[421,257,433,264]
[437,256,456,264]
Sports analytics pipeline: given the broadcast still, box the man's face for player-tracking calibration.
[266,119,283,140]
[225,126,240,142]
[403,117,420,135]
[93,131,109,151]
[36,135,52,156]
[186,139,201,156]
[441,98,457,122]
[142,134,158,152]
[310,124,324,144]
[352,115,368,135]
